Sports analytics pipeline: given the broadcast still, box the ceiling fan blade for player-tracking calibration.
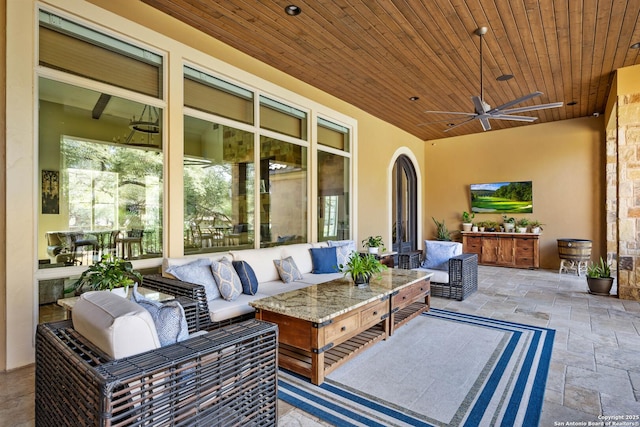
[479,117,491,131]
[423,110,477,116]
[489,114,538,122]
[500,102,564,115]
[488,92,542,113]
[443,117,478,132]
[472,96,488,114]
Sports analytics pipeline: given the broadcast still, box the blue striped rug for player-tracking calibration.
[278,308,554,427]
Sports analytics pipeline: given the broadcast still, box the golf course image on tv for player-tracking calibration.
[470,181,533,213]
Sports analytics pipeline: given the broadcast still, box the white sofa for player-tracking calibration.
[144,242,349,327]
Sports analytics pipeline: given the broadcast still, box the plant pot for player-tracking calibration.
[368,247,379,254]
[586,277,613,296]
[109,286,129,298]
[462,223,472,232]
[479,227,485,232]
[353,273,370,286]
[531,227,541,234]
[503,223,515,232]
[517,227,528,233]
[471,226,479,232]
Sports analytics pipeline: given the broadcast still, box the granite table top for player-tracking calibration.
[249,268,432,323]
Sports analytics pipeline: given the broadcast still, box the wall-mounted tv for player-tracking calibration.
[470,181,533,213]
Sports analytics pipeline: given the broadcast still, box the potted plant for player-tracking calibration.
[586,257,614,296]
[471,222,479,232]
[515,218,529,233]
[68,254,142,297]
[339,252,388,286]
[477,221,486,232]
[432,217,452,241]
[462,211,475,232]
[484,220,499,232]
[529,220,544,234]
[362,235,385,254]
[502,215,515,232]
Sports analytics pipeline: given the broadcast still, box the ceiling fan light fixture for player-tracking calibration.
[284,5,301,16]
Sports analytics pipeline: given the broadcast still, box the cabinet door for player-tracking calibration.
[497,237,515,265]
[515,237,537,268]
[464,235,482,257]
[481,237,498,264]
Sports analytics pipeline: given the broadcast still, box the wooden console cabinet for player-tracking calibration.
[462,232,539,269]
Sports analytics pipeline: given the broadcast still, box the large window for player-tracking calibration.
[183,115,255,253]
[38,11,164,268]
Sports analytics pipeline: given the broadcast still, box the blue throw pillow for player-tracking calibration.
[130,284,189,346]
[421,241,459,271]
[310,246,339,274]
[232,260,259,295]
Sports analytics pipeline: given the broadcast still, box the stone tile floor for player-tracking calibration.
[3,266,640,426]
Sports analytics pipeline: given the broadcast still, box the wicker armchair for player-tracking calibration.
[36,319,278,427]
[401,252,478,301]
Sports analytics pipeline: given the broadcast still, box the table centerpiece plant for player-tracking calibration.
[340,252,388,287]
[67,254,142,297]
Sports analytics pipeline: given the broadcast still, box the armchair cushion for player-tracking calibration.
[72,291,160,359]
[130,284,189,346]
[421,240,462,271]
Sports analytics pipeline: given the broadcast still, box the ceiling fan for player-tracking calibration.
[418,27,563,132]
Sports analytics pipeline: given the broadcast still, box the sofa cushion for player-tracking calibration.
[72,291,160,359]
[232,260,259,295]
[310,247,339,273]
[211,257,242,301]
[274,256,303,283]
[281,243,314,274]
[421,240,462,271]
[207,293,264,322]
[130,284,189,346]
[165,258,221,301]
[299,272,344,285]
[230,247,284,283]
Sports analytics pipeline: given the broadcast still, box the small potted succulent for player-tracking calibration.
[586,257,614,296]
[362,235,385,254]
[340,251,388,287]
[528,220,544,234]
[67,254,142,297]
[502,215,515,232]
[515,218,529,233]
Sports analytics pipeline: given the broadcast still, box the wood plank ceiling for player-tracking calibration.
[141,0,640,141]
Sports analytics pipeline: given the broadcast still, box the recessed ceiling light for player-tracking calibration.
[496,74,514,81]
[284,5,301,16]
[409,96,420,101]
[567,101,577,106]
[631,42,640,49]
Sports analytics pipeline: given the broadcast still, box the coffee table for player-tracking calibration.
[250,268,431,385]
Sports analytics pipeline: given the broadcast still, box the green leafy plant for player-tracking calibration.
[586,257,611,278]
[528,219,544,230]
[462,211,475,223]
[68,254,142,294]
[515,218,529,228]
[339,252,387,285]
[362,235,385,250]
[502,215,515,224]
[432,217,451,241]
[484,220,499,231]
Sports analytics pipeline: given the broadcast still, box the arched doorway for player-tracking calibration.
[392,155,417,254]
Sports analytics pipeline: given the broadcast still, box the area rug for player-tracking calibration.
[278,308,555,427]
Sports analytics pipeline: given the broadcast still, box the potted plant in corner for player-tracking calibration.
[586,257,614,296]
[340,252,388,287]
[462,211,475,232]
[68,254,142,298]
[362,235,385,254]
[432,217,452,241]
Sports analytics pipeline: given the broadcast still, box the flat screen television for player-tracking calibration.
[470,181,533,213]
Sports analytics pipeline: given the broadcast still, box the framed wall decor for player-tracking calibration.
[42,170,59,214]
[470,181,533,213]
